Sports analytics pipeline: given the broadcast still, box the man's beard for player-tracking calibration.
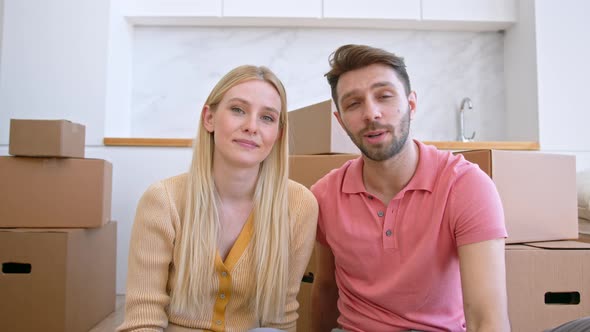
[343,108,411,162]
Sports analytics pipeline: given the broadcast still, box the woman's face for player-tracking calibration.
[203,79,282,170]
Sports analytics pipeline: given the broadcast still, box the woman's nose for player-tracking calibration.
[242,114,258,133]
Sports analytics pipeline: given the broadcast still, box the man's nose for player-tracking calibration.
[362,99,382,122]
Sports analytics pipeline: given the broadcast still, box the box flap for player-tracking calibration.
[0,228,81,234]
[505,244,532,250]
[524,240,590,250]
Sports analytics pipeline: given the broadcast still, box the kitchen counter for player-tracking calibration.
[103,138,540,151]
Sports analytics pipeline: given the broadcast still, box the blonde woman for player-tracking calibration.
[117,65,318,332]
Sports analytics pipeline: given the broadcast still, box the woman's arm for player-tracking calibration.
[117,182,177,332]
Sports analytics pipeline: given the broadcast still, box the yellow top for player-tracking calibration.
[117,174,318,332]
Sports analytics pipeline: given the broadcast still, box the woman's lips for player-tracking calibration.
[234,139,259,149]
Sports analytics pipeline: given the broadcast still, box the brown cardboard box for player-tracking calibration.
[9,119,85,158]
[456,150,578,243]
[0,156,112,228]
[579,218,590,243]
[296,244,317,332]
[296,280,314,332]
[289,154,359,189]
[506,241,590,332]
[288,100,359,155]
[0,221,117,332]
[289,154,358,331]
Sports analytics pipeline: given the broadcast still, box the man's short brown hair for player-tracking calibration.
[325,44,412,111]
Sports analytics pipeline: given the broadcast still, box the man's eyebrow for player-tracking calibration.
[339,81,395,104]
[371,81,395,89]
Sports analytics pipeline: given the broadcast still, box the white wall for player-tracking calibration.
[85,146,193,294]
[131,27,507,141]
[504,0,539,142]
[104,0,133,138]
[0,0,111,146]
[535,0,590,152]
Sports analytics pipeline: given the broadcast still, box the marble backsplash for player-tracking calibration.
[132,27,505,141]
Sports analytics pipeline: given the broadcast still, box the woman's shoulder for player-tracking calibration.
[287,180,318,218]
[287,180,315,202]
[142,173,189,202]
[160,173,189,188]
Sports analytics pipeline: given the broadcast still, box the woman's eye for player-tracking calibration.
[231,107,244,114]
[261,115,275,122]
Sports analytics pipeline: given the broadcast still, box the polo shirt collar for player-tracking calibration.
[342,139,436,195]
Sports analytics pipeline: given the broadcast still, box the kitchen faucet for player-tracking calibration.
[459,97,476,142]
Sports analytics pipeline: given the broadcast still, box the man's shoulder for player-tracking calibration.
[417,141,486,189]
[420,142,478,176]
[434,149,496,196]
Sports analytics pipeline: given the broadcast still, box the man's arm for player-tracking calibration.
[458,238,511,332]
[311,242,339,332]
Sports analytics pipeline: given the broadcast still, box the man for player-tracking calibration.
[310,44,510,332]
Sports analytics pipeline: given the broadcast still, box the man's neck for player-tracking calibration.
[362,139,419,204]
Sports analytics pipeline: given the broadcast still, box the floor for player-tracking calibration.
[88,295,126,332]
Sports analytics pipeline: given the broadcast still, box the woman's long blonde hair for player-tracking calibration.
[170,65,290,322]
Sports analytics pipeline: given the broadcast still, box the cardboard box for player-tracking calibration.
[288,100,359,155]
[0,222,117,332]
[296,244,317,332]
[0,156,112,228]
[456,150,578,243]
[289,154,359,189]
[506,241,590,332]
[289,153,356,331]
[296,280,314,332]
[9,119,85,158]
[579,219,590,243]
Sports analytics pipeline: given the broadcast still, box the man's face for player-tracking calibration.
[334,64,416,162]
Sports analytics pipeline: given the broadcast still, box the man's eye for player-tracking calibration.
[346,101,359,109]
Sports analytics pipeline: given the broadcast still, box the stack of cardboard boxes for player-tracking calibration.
[458,150,589,331]
[0,119,116,332]
[288,101,590,332]
[288,101,359,332]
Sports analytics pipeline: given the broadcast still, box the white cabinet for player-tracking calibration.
[223,0,321,18]
[421,0,516,23]
[126,0,222,16]
[323,0,420,20]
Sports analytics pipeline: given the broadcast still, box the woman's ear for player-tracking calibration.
[202,105,215,133]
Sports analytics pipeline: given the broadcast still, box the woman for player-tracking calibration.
[117,65,318,332]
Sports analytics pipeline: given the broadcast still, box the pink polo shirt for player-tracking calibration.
[311,140,507,332]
